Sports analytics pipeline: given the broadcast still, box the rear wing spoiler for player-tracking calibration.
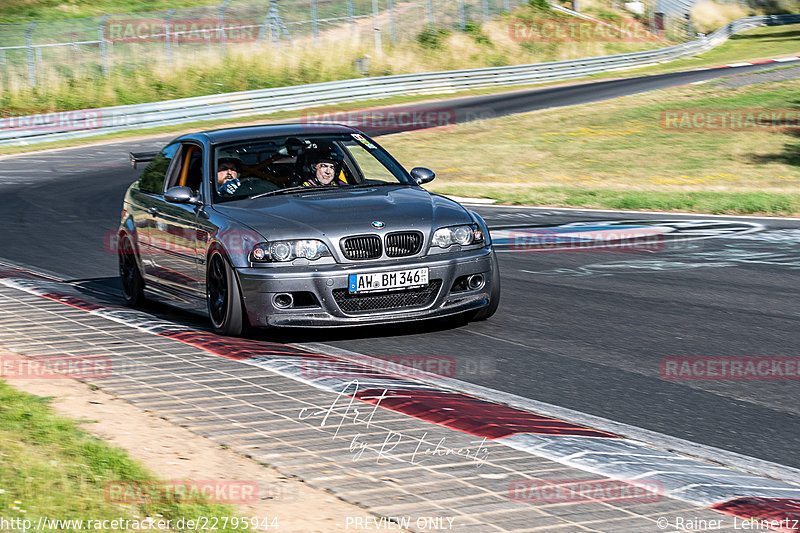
[129,151,158,169]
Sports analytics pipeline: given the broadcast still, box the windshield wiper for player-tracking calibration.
[248,185,339,199]
[249,182,404,199]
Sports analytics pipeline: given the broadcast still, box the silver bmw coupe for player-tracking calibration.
[118,124,499,336]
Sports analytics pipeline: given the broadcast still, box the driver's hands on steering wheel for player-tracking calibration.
[218,177,241,195]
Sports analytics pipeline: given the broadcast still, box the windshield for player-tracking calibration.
[212,133,412,203]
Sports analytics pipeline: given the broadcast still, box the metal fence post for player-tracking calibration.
[372,0,382,54]
[264,0,290,44]
[311,0,319,41]
[164,9,175,65]
[458,0,466,30]
[258,2,270,43]
[25,21,38,87]
[219,0,232,55]
[0,48,9,91]
[98,14,110,76]
[348,0,355,27]
[388,0,397,42]
[504,0,511,11]
[482,0,490,21]
[426,0,434,27]
[0,49,6,93]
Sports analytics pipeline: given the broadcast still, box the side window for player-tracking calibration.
[139,143,180,194]
[164,144,203,195]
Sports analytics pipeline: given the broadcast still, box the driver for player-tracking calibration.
[216,157,242,195]
[302,151,347,187]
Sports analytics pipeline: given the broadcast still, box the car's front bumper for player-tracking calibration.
[236,248,495,327]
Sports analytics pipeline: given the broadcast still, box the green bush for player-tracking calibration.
[416,27,451,49]
[528,0,552,11]
[464,22,493,45]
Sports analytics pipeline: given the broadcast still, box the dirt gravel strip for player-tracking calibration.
[0,267,797,532]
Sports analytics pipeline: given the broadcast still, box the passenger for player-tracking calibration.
[302,153,347,187]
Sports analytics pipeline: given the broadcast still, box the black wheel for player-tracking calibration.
[467,251,500,321]
[118,234,145,307]
[206,252,247,336]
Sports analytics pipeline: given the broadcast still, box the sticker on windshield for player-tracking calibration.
[351,133,377,150]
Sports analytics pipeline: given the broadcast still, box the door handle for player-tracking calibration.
[148,207,160,216]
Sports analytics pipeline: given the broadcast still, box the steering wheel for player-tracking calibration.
[238,176,281,195]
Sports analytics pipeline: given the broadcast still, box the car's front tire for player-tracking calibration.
[467,251,500,321]
[119,233,145,307]
[206,251,247,336]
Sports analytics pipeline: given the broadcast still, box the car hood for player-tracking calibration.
[212,185,472,241]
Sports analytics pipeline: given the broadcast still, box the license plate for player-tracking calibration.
[348,268,429,293]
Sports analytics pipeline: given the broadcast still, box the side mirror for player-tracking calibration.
[164,185,201,205]
[410,167,435,185]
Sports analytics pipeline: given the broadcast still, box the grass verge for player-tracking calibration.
[431,185,800,216]
[385,76,800,216]
[0,379,243,532]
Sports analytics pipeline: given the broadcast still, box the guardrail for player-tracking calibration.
[1,13,798,147]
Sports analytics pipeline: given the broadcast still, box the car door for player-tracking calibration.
[149,142,206,298]
[130,143,180,282]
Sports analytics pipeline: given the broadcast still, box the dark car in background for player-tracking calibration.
[118,124,499,336]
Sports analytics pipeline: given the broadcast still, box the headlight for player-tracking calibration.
[250,240,331,262]
[271,242,293,261]
[431,224,484,249]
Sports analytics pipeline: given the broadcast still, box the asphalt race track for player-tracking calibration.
[332,59,800,135]
[0,64,798,472]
